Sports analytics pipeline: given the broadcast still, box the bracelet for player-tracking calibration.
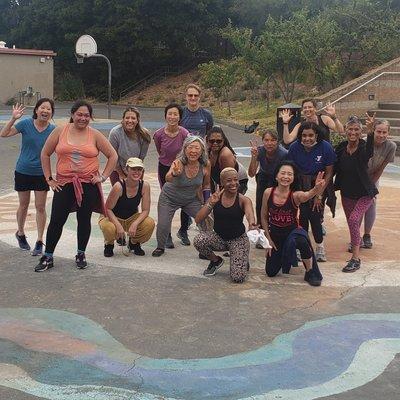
[331,115,337,121]
[283,122,288,125]
[100,174,106,183]
[206,203,214,211]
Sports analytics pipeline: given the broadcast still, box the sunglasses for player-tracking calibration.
[208,139,223,144]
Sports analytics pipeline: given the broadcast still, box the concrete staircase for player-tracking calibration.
[368,102,400,154]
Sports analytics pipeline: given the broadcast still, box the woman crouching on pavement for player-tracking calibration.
[193,167,257,283]
[261,161,324,286]
[99,157,155,257]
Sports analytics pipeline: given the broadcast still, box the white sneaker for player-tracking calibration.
[315,246,327,262]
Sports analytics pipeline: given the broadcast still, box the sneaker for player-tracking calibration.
[75,253,88,269]
[34,255,54,272]
[15,232,30,251]
[165,233,175,249]
[342,258,361,273]
[177,229,191,246]
[296,249,302,261]
[203,256,224,276]
[104,244,114,257]
[31,241,44,256]
[152,248,165,257]
[315,246,327,262]
[129,241,145,256]
[304,269,322,286]
[361,234,373,249]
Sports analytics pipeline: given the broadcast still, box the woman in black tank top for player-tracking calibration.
[99,157,155,257]
[194,167,257,283]
[261,161,324,286]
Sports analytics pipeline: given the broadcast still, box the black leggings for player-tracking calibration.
[45,183,99,254]
[158,162,190,232]
[266,233,312,277]
[299,201,324,244]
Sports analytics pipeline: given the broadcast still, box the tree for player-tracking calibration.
[199,58,243,115]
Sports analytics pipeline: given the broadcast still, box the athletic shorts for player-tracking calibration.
[14,171,49,192]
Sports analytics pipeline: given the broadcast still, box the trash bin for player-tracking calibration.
[276,103,302,146]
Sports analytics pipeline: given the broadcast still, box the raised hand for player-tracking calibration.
[249,139,259,158]
[365,112,376,133]
[324,102,336,118]
[209,185,224,207]
[280,109,292,124]
[12,103,25,120]
[171,160,182,176]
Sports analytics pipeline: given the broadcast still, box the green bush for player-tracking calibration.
[56,73,85,101]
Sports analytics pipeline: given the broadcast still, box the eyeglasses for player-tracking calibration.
[208,139,223,144]
[187,94,199,98]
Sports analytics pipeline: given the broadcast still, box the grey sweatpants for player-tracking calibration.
[156,192,205,249]
[193,231,250,283]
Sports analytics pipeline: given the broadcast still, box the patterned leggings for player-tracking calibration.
[341,195,374,246]
[193,231,250,283]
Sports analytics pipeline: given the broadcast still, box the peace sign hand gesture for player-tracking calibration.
[314,171,325,191]
[280,109,292,124]
[250,139,259,158]
[171,160,183,177]
[365,112,376,134]
[12,103,25,121]
[208,185,224,207]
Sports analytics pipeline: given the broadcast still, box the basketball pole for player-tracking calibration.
[90,54,112,119]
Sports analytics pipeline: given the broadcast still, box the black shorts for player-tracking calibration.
[14,171,49,192]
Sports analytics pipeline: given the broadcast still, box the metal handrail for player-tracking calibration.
[327,71,400,107]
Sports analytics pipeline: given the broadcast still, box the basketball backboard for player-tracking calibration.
[75,35,97,57]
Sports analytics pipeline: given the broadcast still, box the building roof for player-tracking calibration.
[0,48,56,57]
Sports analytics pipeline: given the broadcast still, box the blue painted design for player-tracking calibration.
[1,309,400,399]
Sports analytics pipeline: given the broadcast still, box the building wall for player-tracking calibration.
[318,57,400,121]
[0,53,54,104]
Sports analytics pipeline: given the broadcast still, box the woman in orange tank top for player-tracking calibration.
[35,100,117,272]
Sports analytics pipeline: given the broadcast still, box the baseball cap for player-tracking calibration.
[126,157,144,168]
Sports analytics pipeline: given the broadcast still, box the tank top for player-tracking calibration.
[162,163,204,204]
[213,194,245,240]
[112,180,143,219]
[267,188,299,238]
[210,147,247,184]
[56,124,99,180]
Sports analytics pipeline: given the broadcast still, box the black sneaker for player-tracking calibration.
[203,256,224,276]
[129,241,145,256]
[304,270,322,286]
[35,255,54,272]
[31,241,44,256]
[165,233,175,249]
[104,244,114,257]
[361,234,373,249]
[75,253,88,269]
[15,232,30,251]
[342,258,361,273]
[177,229,191,246]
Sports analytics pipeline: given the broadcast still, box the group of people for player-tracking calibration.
[1,86,395,286]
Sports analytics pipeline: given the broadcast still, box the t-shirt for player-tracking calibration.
[109,124,150,171]
[180,107,213,138]
[368,140,396,179]
[15,118,55,176]
[287,140,336,175]
[257,144,288,185]
[153,126,189,166]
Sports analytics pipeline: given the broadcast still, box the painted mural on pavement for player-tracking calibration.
[0,308,400,399]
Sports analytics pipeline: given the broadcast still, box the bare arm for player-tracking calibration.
[135,182,151,223]
[219,148,236,169]
[293,171,325,204]
[322,103,345,135]
[240,195,257,229]
[165,159,183,182]
[202,161,211,190]
[260,187,276,254]
[248,140,259,178]
[105,182,125,237]
[0,103,25,137]
[41,127,62,180]
[283,122,300,145]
